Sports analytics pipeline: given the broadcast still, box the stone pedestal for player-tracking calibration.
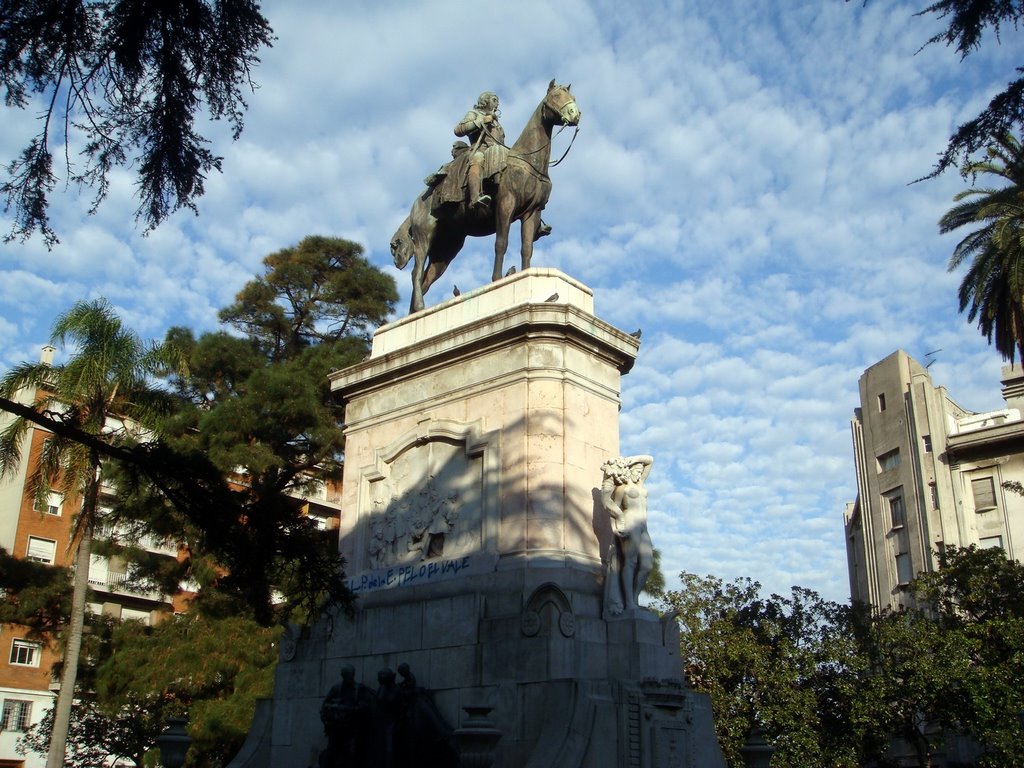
[226,269,726,768]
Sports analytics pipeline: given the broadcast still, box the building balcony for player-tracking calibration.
[86,570,165,603]
[947,418,1024,459]
[94,523,180,557]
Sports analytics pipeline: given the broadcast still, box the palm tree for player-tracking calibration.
[941,132,1024,362]
[0,299,183,768]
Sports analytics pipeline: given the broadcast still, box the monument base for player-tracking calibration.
[226,271,726,767]
[229,574,725,767]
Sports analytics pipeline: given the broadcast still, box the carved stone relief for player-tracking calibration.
[363,432,486,571]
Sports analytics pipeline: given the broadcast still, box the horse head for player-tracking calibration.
[543,80,581,128]
[391,216,414,269]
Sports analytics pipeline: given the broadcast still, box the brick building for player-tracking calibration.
[0,351,187,768]
[0,347,343,766]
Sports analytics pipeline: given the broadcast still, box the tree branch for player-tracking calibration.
[0,395,135,464]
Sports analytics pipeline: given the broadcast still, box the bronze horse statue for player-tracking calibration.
[391,81,581,313]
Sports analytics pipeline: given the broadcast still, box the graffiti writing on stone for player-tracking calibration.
[349,554,495,594]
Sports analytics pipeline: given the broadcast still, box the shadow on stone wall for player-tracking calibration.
[345,409,616,597]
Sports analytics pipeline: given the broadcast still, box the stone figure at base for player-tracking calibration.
[397,663,460,767]
[375,665,459,768]
[601,455,655,616]
[376,668,402,767]
[319,665,375,768]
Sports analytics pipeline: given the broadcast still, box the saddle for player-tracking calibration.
[429,145,509,218]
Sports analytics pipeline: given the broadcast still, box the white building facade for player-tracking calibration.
[846,350,1024,610]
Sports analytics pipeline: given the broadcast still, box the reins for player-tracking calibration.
[549,124,579,167]
[479,105,580,175]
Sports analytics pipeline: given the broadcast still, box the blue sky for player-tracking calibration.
[0,0,1018,603]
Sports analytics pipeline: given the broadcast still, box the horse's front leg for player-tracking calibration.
[493,196,515,282]
[410,252,426,313]
[519,210,540,271]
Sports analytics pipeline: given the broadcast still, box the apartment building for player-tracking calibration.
[0,347,343,766]
[0,411,70,768]
[0,359,187,768]
[845,349,1024,610]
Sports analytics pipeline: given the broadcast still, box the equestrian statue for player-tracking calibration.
[391,80,581,313]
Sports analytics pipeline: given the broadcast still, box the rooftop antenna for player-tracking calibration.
[924,348,942,369]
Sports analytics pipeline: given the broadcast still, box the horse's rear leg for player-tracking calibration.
[422,258,451,297]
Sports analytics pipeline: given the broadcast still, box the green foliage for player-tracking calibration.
[941,133,1024,362]
[0,0,274,246]
[913,0,1024,176]
[664,573,761,763]
[17,696,163,768]
[219,235,397,360]
[112,236,397,625]
[641,548,665,599]
[855,608,966,766]
[0,297,187,768]
[845,548,1024,767]
[662,573,880,767]
[96,614,280,768]
[16,613,278,768]
[0,238,397,626]
[0,298,183,516]
[908,546,1024,765]
[915,543,1024,623]
[0,297,186,562]
[664,549,1024,767]
[0,547,70,634]
[0,249,395,762]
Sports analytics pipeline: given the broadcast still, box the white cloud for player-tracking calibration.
[1,0,1017,604]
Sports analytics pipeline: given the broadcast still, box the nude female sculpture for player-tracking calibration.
[601,455,655,616]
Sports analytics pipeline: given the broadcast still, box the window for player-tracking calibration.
[895,552,913,585]
[922,435,932,453]
[971,477,997,511]
[33,491,63,516]
[885,490,906,528]
[979,535,1004,550]
[25,536,55,564]
[9,640,40,667]
[878,393,887,412]
[0,699,32,732]
[878,449,901,472]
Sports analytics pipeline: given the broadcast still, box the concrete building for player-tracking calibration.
[845,349,1024,610]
